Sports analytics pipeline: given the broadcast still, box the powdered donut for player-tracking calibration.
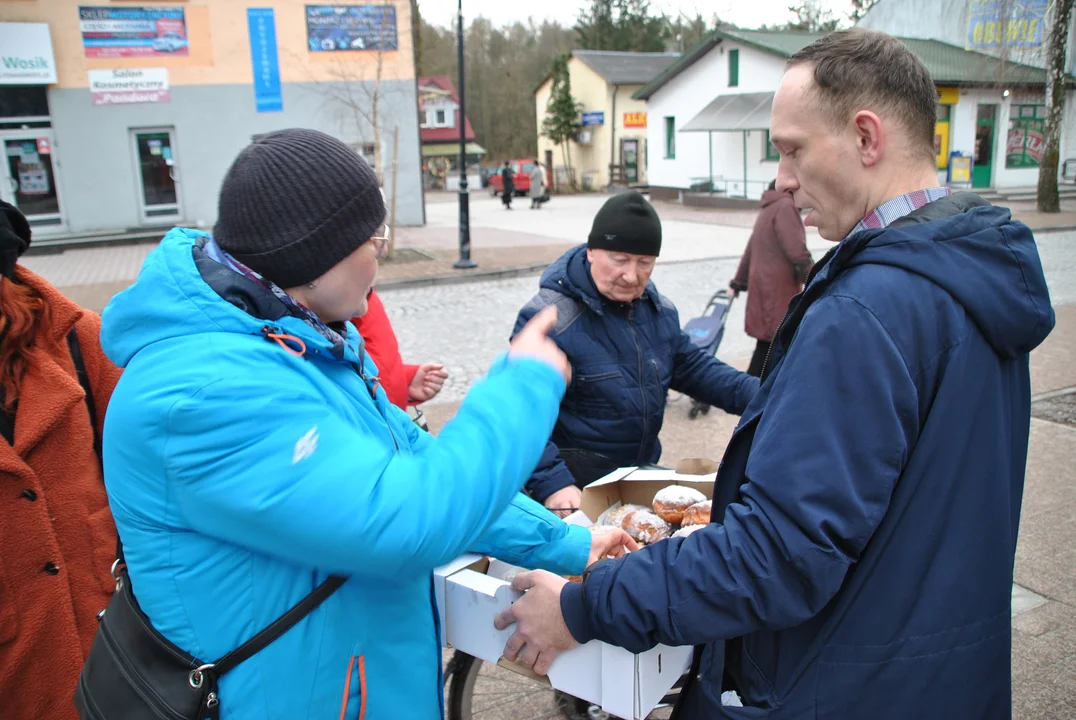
[602,503,648,528]
[652,485,708,524]
[681,500,712,528]
[673,524,705,539]
[621,509,672,544]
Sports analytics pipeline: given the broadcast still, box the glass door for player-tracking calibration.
[973,105,997,189]
[131,128,181,221]
[1,132,64,230]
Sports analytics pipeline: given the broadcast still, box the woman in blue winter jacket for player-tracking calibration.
[96,129,633,719]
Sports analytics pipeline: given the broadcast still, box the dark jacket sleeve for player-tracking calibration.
[731,241,751,293]
[512,298,577,504]
[561,295,919,652]
[774,201,813,285]
[526,440,578,504]
[670,304,759,415]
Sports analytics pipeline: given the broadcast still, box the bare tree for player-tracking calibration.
[1038,0,1074,212]
[299,1,399,183]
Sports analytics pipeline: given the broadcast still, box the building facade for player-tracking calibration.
[0,0,424,240]
[417,75,484,191]
[636,26,1075,202]
[534,50,678,191]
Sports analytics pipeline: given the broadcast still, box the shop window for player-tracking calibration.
[764,130,779,162]
[935,104,952,170]
[664,116,675,158]
[729,49,739,88]
[1006,104,1046,169]
[0,86,50,120]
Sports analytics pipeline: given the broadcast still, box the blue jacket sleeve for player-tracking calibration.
[470,494,591,575]
[561,296,919,652]
[165,353,565,580]
[670,313,759,415]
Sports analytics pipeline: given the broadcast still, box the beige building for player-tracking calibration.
[0,0,423,239]
[535,50,678,191]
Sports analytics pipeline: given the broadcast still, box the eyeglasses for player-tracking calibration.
[369,235,388,259]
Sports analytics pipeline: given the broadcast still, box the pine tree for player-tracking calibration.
[541,54,583,190]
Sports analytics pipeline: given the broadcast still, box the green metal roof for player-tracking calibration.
[634,28,1064,100]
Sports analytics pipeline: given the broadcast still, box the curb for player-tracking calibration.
[376,262,553,291]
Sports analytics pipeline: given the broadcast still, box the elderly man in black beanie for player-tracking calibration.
[512,191,760,516]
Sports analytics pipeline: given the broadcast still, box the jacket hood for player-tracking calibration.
[842,193,1054,359]
[759,189,789,208]
[101,228,358,368]
[538,244,659,314]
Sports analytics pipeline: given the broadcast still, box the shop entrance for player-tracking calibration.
[0,130,64,231]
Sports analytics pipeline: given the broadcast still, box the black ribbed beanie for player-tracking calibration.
[214,128,386,288]
[587,191,662,257]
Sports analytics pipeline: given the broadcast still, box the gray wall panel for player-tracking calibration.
[46,78,423,234]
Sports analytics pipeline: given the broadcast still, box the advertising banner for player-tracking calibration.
[249,8,284,113]
[306,5,399,52]
[89,68,170,105]
[966,0,1047,50]
[79,6,189,59]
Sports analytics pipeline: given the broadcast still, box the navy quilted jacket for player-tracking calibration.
[512,245,758,502]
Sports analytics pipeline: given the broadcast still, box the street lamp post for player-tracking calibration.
[453,0,477,269]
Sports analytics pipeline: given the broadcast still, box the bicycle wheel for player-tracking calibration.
[446,652,675,720]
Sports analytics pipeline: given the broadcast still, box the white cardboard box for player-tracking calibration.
[434,465,716,719]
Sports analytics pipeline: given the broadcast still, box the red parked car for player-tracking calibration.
[489,159,536,197]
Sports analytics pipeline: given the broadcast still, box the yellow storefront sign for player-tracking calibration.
[623,112,647,128]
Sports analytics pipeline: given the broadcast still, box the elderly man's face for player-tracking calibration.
[587,248,655,303]
[769,64,865,242]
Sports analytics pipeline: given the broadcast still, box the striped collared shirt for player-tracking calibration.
[849,186,954,237]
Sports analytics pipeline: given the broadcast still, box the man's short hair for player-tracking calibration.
[787,29,938,162]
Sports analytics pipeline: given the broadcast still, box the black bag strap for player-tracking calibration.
[67,326,122,565]
[211,575,347,676]
[67,326,102,461]
[69,326,347,678]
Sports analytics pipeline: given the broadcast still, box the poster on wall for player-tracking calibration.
[965,0,1047,51]
[305,5,398,52]
[1006,125,1045,168]
[248,8,284,113]
[79,6,189,59]
[623,112,647,128]
[18,163,50,195]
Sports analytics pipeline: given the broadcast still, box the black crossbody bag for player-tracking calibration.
[66,327,346,719]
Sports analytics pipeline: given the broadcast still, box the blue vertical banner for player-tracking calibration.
[248,8,283,113]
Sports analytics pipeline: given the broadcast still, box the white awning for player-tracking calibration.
[680,91,774,133]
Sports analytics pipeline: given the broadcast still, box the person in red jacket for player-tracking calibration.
[730,180,813,377]
[351,288,448,410]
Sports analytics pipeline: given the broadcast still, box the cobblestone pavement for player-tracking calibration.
[382,229,1076,407]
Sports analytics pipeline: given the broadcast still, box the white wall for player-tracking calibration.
[645,41,786,197]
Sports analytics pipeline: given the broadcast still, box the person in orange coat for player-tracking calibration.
[0,200,122,720]
[351,287,447,410]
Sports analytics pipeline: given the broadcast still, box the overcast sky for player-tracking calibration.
[421,0,857,32]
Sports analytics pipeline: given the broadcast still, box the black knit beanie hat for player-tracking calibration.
[587,191,662,257]
[214,128,386,288]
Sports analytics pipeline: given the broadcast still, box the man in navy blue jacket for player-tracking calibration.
[511,191,759,515]
[496,30,1054,719]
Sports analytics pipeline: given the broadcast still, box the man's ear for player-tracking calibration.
[852,110,885,168]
